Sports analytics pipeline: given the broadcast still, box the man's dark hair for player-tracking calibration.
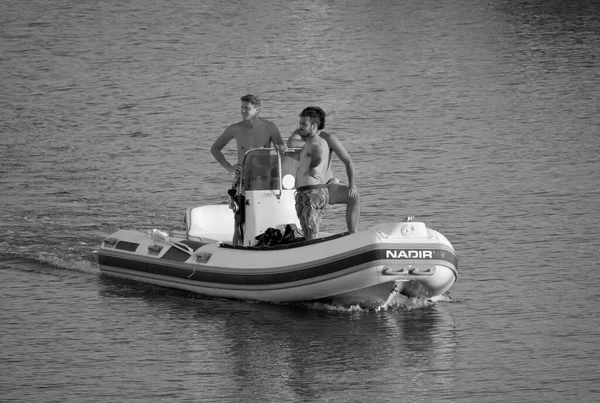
[241,94,262,108]
[299,106,326,130]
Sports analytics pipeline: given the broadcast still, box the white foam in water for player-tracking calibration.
[299,293,451,313]
[36,251,101,275]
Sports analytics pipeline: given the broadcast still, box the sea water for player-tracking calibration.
[1,0,599,401]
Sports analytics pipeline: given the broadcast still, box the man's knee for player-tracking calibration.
[343,189,360,206]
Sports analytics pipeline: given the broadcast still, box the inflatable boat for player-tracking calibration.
[97,148,458,307]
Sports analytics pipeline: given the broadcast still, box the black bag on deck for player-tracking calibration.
[254,224,301,247]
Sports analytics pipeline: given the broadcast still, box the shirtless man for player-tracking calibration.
[211,94,285,244]
[288,106,360,233]
[294,108,331,240]
[211,94,286,185]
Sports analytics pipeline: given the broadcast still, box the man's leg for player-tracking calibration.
[327,182,360,233]
[228,173,242,244]
[295,189,328,240]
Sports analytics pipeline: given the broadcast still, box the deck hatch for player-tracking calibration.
[115,241,139,252]
[161,247,191,262]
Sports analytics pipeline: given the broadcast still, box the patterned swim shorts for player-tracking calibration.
[295,184,329,237]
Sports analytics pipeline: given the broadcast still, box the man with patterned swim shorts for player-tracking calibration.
[294,108,331,240]
[288,106,360,233]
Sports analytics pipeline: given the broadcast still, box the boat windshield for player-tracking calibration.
[242,148,301,191]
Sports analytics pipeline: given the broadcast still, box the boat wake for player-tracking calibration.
[297,292,453,313]
[36,251,100,275]
[0,249,100,276]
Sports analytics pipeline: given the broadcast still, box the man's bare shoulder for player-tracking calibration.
[259,118,280,132]
[223,121,245,133]
[305,138,322,149]
[319,131,337,142]
[311,135,329,149]
[320,131,345,146]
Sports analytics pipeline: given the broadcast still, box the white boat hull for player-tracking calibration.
[98,221,458,305]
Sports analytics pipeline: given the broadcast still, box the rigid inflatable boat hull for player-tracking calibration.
[97,223,458,305]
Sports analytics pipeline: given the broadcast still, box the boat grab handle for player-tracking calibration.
[276,151,282,199]
[172,242,194,255]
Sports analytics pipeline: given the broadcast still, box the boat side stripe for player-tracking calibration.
[98,247,457,286]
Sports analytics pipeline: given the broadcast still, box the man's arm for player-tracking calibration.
[287,129,306,148]
[210,128,238,173]
[324,133,357,194]
[269,122,288,153]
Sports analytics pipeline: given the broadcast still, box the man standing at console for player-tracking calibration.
[211,94,286,244]
[294,108,330,240]
[288,106,360,233]
[211,94,286,185]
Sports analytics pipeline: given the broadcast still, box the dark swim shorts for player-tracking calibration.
[295,184,329,237]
